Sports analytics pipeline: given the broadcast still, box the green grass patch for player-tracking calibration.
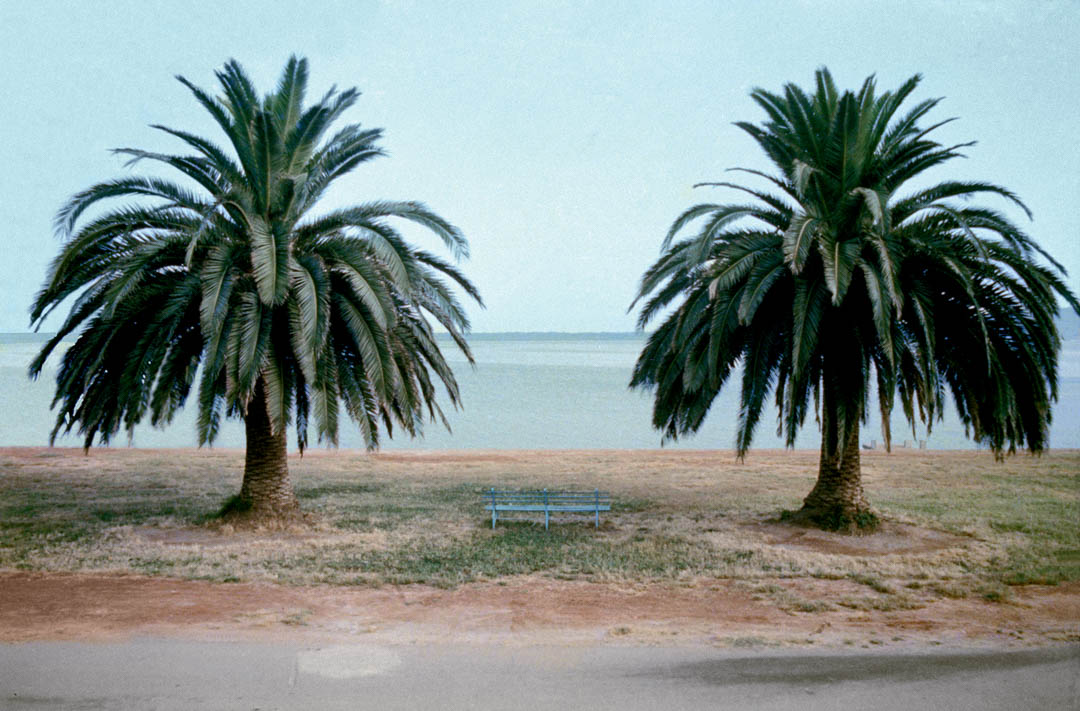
[849,573,896,595]
[295,482,385,499]
[1,449,1076,606]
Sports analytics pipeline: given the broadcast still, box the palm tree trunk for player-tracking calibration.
[797,395,872,528]
[238,378,299,521]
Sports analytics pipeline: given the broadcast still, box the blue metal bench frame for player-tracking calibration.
[485,488,611,529]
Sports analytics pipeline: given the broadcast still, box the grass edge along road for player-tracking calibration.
[1,447,1077,624]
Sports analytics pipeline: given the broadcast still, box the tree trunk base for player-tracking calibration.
[217,493,309,530]
[234,378,302,528]
[782,503,880,533]
[795,404,878,532]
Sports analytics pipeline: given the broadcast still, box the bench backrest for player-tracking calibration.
[488,489,611,506]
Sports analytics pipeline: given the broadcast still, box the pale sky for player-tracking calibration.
[3,0,1078,334]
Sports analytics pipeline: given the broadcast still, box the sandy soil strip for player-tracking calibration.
[2,571,1077,649]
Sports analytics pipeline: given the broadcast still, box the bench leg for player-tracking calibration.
[492,509,497,529]
[595,508,599,528]
[545,509,549,531]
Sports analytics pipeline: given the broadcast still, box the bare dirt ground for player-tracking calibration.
[3,447,1078,651]
[2,571,1078,649]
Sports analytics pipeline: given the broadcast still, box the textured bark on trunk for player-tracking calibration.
[802,414,867,514]
[794,393,873,529]
[238,379,299,521]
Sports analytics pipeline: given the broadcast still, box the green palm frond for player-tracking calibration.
[31,56,480,452]
[632,67,1077,460]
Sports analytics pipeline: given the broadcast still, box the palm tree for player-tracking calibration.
[631,69,1077,529]
[30,57,481,522]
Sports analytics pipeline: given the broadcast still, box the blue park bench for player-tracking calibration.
[485,488,612,529]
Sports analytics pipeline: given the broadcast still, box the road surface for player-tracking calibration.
[2,641,1077,710]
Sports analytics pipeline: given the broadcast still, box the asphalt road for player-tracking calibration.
[1,641,1077,710]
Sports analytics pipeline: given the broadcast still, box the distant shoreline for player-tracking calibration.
[6,314,1076,343]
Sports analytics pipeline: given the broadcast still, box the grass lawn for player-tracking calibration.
[1,447,1077,614]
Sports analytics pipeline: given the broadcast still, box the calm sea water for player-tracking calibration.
[2,331,1078,451]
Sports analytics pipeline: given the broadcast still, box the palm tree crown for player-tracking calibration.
[631,69,1077,524]
[30,57,481,471]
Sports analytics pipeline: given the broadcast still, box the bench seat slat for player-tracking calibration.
[486,504,612,512]
[487,499,612,504]
[485,489,612,530]
[489,499,611,504]
[488,493,610,498]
